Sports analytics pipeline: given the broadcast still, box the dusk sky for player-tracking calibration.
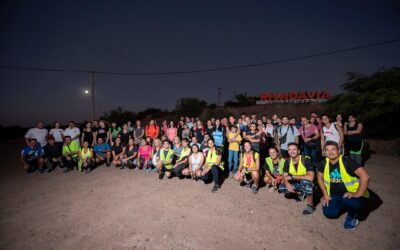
[1,1,399,126]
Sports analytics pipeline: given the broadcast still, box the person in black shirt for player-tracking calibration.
[44,135,62,172]
[95,120,110,144]
[122,138,138,169]
[279,143,315,215]
[317,141,370,231]
[111,137,125,167]
[119,124,132,147]
[81,122,95,147]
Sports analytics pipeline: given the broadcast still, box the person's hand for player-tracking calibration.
[304,137,310,142]
[322,195,332,206]
[343,192,360,199]
[286,183,295,193]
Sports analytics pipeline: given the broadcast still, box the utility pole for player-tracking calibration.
[90,70,96,121]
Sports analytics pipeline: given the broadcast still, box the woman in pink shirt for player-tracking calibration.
[161,120,168,136]
[166,121,178,143]
[137,138,153,171]
[299,116,320,162]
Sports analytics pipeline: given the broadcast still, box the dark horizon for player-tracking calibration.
[1,0,399,127]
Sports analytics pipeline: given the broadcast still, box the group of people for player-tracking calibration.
[21,111,369,230]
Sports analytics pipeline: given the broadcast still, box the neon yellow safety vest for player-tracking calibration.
[160,149,174,170]
[206,148,224,170]
[178,147,191,161]
[241,151,259,174]
[265,157,285,175]
[288,155,309,176]
[323,155,369,198]
[80,148,93,159]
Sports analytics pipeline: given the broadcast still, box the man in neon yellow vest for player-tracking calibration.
[156,140,175,179]
[61,136,81,172]
[317,141,370,230]
[280,142,315,215]
[200,138,224,193]
[235,140,260,194]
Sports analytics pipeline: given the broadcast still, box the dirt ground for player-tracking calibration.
[0,141,399,250]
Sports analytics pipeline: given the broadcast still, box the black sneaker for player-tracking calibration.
[302,204,315,216]
[85,168,91,174]
[106,162,111,167]
[284,192,298,199]
[211,185,219,193]
[159,171,165,180]
[251,186,259,194]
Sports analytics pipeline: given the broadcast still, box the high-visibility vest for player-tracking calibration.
[265,157,285,175]
[288,155,309,176]
[160,149,174,170]
[178,147,191,161]
[206,148,224,170]
[241,151,259,173]
[323,155,369,198]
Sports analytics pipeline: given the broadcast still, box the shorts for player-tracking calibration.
[279,180,314,197]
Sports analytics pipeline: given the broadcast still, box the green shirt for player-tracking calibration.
[62,140,81,160]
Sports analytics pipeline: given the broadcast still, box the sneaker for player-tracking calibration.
[251,186,258,194]
[63,168,72,173]
[159,172,164,180]
[268,185,275,193]
[120,163,126,170]
[299,192,306,202]
[302,204,315,216]
[211,185,219,193]
[344,216,359,231]
[284,192,298,199]
[245,182,251,189]
[106,162,111,167]
[85,168,91,174]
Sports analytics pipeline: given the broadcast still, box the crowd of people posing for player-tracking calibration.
[21,112,369,230]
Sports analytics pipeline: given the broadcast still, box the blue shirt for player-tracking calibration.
[93,143,111,157]
[21,145,44,159]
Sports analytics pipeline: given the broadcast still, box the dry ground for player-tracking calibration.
[0,141,399,250]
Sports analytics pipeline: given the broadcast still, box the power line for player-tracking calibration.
[0,38,399,76]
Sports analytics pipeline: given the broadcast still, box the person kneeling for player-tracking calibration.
[235,140,260,194]
[263,147,285,192]
[279,142,315,215]
[317,141,370,231]
[78,141,93,173]
[20,138,45,174]
[200,138,224,193]
[156,140,175,179]
[62,136,81,173]
[172,138,191,178]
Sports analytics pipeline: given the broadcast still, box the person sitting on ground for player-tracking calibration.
[111,137,126,168]
[78,141,93,173]
[93,137,111,167]
[44,135,62,172]
[263,147,285,192]
[172,136,182,159]
[21,138,45,173]
[156,140,175,179]
[317,141,370,231]
[279,142,315,215]
[137,138,153,172]
[62,136,81,172]
[123,138,138,169]
[185,144,205,180]
[172,138,192,178]
[235,140,260,194]
[200,138,224,193]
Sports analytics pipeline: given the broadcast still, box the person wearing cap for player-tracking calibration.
[20,138,45,173]
[44,134,62,172]
[317,141,370,231]
[62,135,81,172]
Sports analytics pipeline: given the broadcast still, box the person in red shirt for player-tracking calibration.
[145,120,160,140]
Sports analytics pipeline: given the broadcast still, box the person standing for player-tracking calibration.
[63,121,81,144]
[25,121,48,147]
[321,115,344,155]
[344,115,364,165]
[81,122,95,147]
[277,116,299,158]
[49,121,64,150]
[299,116,320,162]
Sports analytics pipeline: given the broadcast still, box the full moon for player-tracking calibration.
[84,90,89,94]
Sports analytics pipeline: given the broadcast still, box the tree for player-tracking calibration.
[100,107,137,125]
[175,98,207,117]
[326,67,400,137]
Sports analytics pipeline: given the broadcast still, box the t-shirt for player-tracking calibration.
[44,143,61,158]
[194,128,205,143]
[299,124,318,140]
[228,132,242,151]
[246,131,260,149]
[25,128,48,146]
[109,127,121,140]
[317,157,360,196]
[322,124,340,144]
[205,126,214,136]
[138,145,152,160]
[145,125,159,139]
[62,141,81,159]
[125,145,138,157]
[49,128,64,142]
[93,143,111,157]
[265,160,281,175]
[111,144,124,155]
[21,145,44,160]
[283,157,314,176]
[64,127,81,143]
[119,131,132,146]
[96,127,109,141]
[278,125,299,150]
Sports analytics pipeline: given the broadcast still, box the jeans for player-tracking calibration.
[323,195,364,219]
[228,150,239,173]
[303,145,318,162]
[201,165,222,186]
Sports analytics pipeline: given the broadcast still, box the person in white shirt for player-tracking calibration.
[49,121,64,149]
[24,121,48,147]
[64,121,81,144]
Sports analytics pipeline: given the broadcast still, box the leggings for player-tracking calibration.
[201,165,222,186]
